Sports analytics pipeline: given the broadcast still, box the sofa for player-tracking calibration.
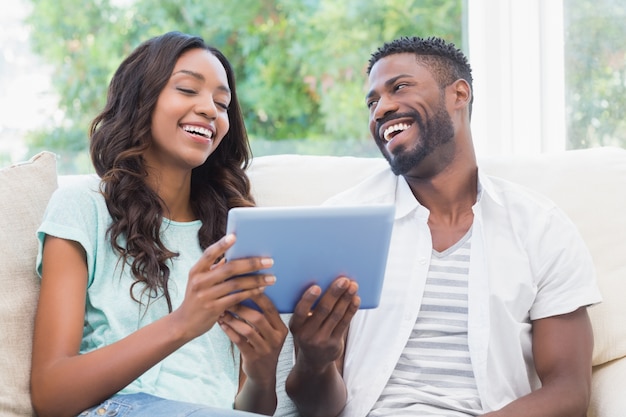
[1,147,625,417]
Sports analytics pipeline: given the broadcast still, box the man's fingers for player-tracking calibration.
[289,278,360,339]
[330,293,360,339]
[313,279,358,332]
[290,285,322,330]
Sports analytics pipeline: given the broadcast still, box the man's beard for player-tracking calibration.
[376,103,455,176]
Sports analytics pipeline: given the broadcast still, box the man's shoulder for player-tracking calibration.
[480,172,580,241]
[480,172,559,212]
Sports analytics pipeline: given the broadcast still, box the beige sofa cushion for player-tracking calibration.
[588,357,626,417]
[248,154,388,207]
[0,152,58,417]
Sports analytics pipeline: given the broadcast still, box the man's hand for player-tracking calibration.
[285,277,360,417]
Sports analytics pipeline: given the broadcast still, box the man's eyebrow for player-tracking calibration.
[173,69,231,94]
[365,73,412,101]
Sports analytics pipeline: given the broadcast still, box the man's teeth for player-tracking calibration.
[183,125,213,139]
[383,123,410,142]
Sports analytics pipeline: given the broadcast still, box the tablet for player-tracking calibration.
[225,205,395,313]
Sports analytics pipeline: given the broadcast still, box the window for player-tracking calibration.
[468,0,626,156]
[563,0,626,150]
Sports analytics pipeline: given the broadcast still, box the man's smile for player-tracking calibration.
[382,122,412,142]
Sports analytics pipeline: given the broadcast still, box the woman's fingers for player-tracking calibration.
[210,257,226,270]
[245,293,285,329]
[191,233,272,276]
[215,275,276,309]
[188,236,276,304]
[219,310,272,354]
[190,234,236,275]
[219,311,258,349]
[178,235,280,341]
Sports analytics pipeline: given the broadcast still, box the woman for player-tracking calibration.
[30,31,287,417]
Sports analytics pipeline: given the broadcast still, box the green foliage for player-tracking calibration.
[300,0,464,140]
[24,0,462,166]
[21,0,626,171]
[24,0,463,172]
[564,0,626,148]
[25,0,142,168]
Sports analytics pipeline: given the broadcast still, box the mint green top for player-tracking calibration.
[36,176,239,408]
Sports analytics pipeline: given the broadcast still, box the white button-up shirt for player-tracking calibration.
[324,167,601,417]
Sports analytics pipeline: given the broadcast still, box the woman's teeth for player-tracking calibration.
[183,125,213,139]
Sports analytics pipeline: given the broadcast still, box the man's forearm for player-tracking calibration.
[481,378,589,417]
[235,377,278,416]
[285,361,347,417]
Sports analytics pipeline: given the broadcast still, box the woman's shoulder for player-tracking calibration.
[47,174,106,216]
[54,174,102,199]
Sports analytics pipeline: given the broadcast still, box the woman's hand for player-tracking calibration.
[220,294,288,383]
[219,294,288,415]
[172,234,277,342]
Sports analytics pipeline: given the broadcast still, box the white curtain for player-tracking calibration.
[468,0,566,156]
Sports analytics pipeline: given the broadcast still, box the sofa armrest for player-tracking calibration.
[588,356,626,417]
[0,152,58,417]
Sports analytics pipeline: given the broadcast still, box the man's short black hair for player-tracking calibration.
[367,36,473,96]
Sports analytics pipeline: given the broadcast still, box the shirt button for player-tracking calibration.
[96,408,107,415]
[418,257,427,265]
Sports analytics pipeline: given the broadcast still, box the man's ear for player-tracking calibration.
[452,79,472,108]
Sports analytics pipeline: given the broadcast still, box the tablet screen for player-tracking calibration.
[225,205,395,313]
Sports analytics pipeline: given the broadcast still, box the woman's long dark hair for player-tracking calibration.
[89,32,254,311]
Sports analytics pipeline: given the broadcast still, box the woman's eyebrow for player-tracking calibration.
[174,69,205,80]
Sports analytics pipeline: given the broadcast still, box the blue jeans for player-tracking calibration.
[77,393,266,417]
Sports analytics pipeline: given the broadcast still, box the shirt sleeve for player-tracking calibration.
[36,177,104,287]
[529,205,602,320]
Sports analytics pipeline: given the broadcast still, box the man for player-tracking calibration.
[285,36,602,417]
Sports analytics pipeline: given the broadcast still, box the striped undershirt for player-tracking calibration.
[368,228,482,416]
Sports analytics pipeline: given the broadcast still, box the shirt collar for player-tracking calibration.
[394,175,429,220]
[476,168,504,207]
[393,167,502,218]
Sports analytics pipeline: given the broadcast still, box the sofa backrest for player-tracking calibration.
[2,147,624,417]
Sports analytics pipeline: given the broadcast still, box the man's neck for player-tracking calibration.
[405,162,478,252]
